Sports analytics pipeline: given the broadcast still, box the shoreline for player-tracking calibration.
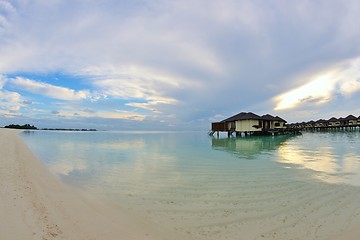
[0,128,186,240]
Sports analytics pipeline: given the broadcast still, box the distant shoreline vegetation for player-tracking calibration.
[3,124,96,131]
[41,128,97,131]
[4,124,38,130]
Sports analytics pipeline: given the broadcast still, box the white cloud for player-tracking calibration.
[0,0,225,75]
[54,108,145,121]
[0,0,16,29]
[274,57,360,110]
[0,90,23,116]
[0,14,8,29]
[274,71,337,110]
[125,99,177,113]
[10,77,90,101]
[0,74,7,89]
[0,90,20,106]
[0,0,15,13]
[81,64,182,109]
[338,59,360,96]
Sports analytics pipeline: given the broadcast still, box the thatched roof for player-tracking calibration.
[274,116,287,122]
[262,114,287,122]
[222,112,262,122]
[344,115,357,120]
[222,112,286,122]
[328,117,338,122]
[261,114,277,121]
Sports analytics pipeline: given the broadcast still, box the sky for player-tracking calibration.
[1,0,360,130]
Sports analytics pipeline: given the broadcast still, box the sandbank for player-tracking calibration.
[0,128,185,240]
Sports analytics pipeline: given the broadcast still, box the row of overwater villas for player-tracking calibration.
[287,115,360,129]
[211,112,287,134]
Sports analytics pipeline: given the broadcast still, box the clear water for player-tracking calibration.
[20,130,360,240]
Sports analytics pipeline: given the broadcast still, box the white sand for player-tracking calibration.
[0,128,186,240]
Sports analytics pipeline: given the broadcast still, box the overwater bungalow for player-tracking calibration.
[344,115,358,126]
[338,117,347,126]
[288,114,360,131]
[328,117,340,127]
[261,114,287,129]
[315,119,328,128]
[306,120,315,128]
[212,112,360,136]
[210,112,292,137]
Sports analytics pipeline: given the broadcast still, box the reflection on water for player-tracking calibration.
[20,130,360,240]
[212,135,294,159]
[20,131,212,189]
[21,131,360,188]
[22,130,36,135]
[211,132,360,186]
[277,131,360,185]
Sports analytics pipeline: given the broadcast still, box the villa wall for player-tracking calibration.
[273,120,286,129]
[235,119,262,132]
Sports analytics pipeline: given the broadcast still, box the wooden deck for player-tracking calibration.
[290,124,360,131]
[209,128,301,137]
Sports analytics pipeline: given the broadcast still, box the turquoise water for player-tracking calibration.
[20,130,360,240]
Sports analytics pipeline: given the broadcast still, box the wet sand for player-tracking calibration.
[112,165,360,240]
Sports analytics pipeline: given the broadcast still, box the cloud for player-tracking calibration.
[0,0,16,30]
[22,100,32,105]
[274,57,360,110]
[274,71,337,110]
[0,0,15,13]
[81,65,182,109]
[82,108,95,113]
[10,77,90,101]
[125,101,167,113]
[0,0,225,75]
[0,90,23,116]
[1,1,360,129]
[0,74,7,89]
[54,108,145,121]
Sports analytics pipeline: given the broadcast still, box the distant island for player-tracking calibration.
[4,124,38,130]
[3,124,97,131]
[41,128,97,131]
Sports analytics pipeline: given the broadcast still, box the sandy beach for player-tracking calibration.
[0,128,185,240]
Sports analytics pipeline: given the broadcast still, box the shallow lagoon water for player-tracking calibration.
[21,130,360,240]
